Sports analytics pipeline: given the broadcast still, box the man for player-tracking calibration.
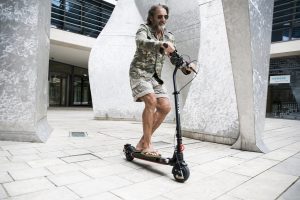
[129,4,191,157]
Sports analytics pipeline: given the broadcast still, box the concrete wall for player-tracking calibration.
[271,40,300,58]
[0,0,52,142]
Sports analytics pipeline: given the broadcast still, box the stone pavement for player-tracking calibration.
[0,108,300,200]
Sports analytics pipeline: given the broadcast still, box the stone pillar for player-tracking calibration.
[181,0,239,145]
[0,0,52,142]
[89,0,145,120]
[222,0,274,152]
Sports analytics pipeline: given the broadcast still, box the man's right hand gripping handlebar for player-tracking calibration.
[162,42,176,55]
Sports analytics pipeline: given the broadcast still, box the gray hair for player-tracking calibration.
[146,4,169,25]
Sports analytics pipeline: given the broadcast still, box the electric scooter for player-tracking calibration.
[123,51,197,183]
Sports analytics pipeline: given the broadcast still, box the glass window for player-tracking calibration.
[51,0,115,38]
[272,0,299,42]
[267,56,300,120]
[292,26,300,39]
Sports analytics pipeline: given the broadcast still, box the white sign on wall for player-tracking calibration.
[270,75,290,84]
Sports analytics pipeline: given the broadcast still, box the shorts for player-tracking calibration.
[130,77,169,102]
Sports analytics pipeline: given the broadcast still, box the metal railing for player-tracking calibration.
[51,0,114,38]
[272,0,300,42]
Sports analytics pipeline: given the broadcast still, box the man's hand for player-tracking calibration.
[162,42,175,55]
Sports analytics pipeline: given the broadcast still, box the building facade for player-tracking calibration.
[268,0,300,120]
[49,0,115,107]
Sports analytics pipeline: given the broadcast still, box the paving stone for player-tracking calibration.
[267,138,298,151]
[38,151,68,159]
[228,171,298,200]
[27,158,66,168]
[170,171,249,200]
[67,176,131,197]
[93,149,123,158]
[0,172,13,183]
[261,149,299,161]
[0,151,10,157]
[60,154,99,163]
[3,177,55,196]
[0,184,8,199]
[0,157,9,164]
[187,149,238,165]
[192,157,245,175]
[76,159,110,169]
[215,194,242,200]
[271,157,300,176]
[118,168,162,183]
[46,163,83,174]
[149,197,172,200]
[81,192,122,200]
[63,149,91,156]
[1,144,41,151]
[8,154,41,162]
[283,142,300,151]
[8,148,40,156]
[231,151,263,160]
[8,186,79,200]
[81,163,134,178]
[36,146,71,153]
[47,171,91,186]
[8,168,52,180]
[280,179,300,200]
[0,162,30,172]
[293,153,300,159]
[226,157,279,177]
[112,176,182,200]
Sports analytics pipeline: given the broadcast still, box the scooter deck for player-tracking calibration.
[126,144,170,165]
[132,151,170,164]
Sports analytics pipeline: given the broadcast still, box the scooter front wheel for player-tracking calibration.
[172,164,190,183]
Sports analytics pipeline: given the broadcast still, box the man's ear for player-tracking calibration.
[149,16,153,23]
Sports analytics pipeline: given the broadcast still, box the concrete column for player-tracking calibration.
[181,0,239,145]
[0,0,52,142]
[222,0,274,152]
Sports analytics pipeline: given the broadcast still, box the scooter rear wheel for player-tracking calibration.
[172,164,190,183]
[125,152,134,161]
[123,144,134,161]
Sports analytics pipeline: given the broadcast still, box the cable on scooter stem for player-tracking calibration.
[169,51,200,93]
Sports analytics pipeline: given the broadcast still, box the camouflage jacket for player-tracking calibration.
[129,24,175,84]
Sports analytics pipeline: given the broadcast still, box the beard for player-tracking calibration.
[153,22,165,33]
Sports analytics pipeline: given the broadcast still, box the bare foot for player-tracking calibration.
[135,139,144,151]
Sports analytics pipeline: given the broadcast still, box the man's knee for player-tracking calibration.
[143,94,157,110]
[157,98,171,114]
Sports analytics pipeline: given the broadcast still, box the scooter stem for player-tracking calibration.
[173,66,183,154]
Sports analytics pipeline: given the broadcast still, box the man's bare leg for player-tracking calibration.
[136,97,171,152]
[151,97,171,134]
[136,93,157,151]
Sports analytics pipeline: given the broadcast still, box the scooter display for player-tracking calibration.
[123,51,197,183]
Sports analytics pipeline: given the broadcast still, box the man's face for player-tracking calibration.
[151,7,168,32]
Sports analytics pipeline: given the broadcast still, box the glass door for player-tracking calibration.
[72,75,92,106]
[49,73,67,106]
